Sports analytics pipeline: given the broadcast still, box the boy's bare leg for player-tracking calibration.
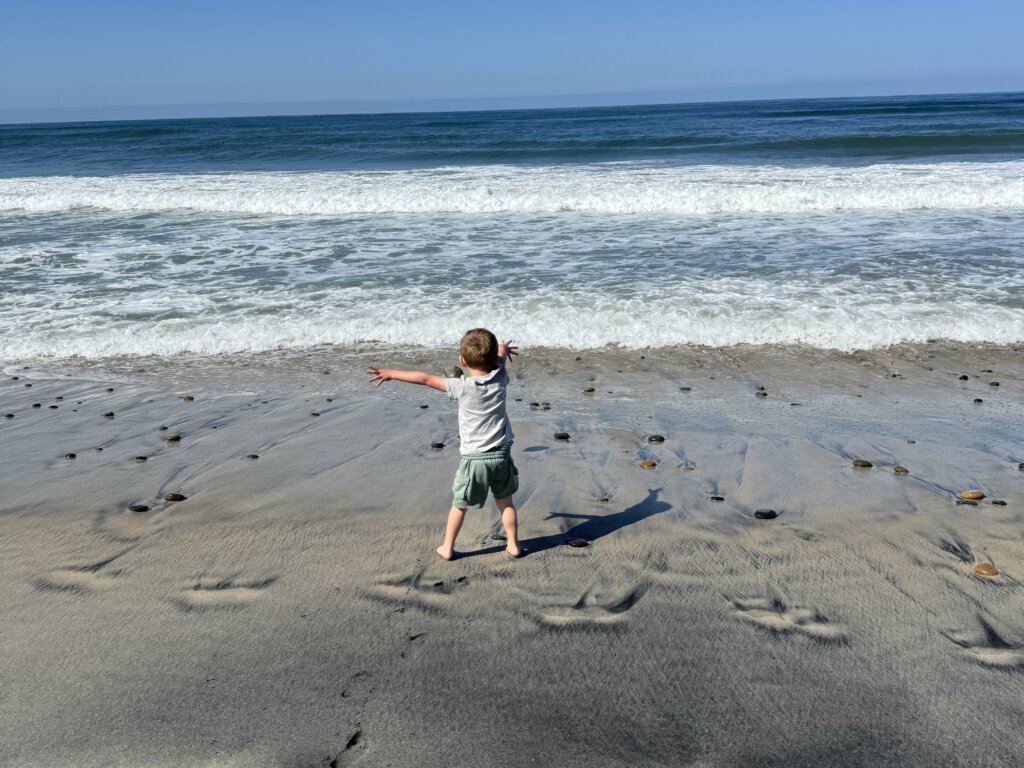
[495,496,521,557]
[436,506,467,561]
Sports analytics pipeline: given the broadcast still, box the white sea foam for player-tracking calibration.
[2,161,1024,216]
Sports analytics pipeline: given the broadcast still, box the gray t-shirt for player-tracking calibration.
[444,365,514,455]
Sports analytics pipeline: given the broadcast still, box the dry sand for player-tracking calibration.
[2,342,1023,767]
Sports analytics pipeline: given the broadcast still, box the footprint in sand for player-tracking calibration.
[173,576,277,612]
[33,551,129,594]
[537,581,648,628]
[945,616,1024,670]
[367,570,470,612]
[732,596,846,643]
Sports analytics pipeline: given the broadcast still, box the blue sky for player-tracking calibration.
[2,0,1022,121]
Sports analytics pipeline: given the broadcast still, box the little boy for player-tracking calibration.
[368,329,522,560]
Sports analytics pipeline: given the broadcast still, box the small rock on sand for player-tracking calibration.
[710,495,725,502]
[583,386,595,393]
[990,381,1000,387]
[566,538,589,548]
[975,563,998,577]
[129,504,149,513]
[134,456,147,462]
[959,375,969,380]
[247,454,259,460]
[32,403,40,408]
[4,413,13,419]
[894,466,909,475]
[853,459,873,468]
[553,432,571,441]
[647,434,665,443]
[164,493,187,502]
[310,412,320,417]
[431,442,445,450]
[991,500,1007,506]
[754,509,779,520]
[182,395,194,401]
[103,412,114,418]
[974,398,984,403]
[166,434,182,442]
[65,453,76,459]
[958,490,985,500]
[639,460,657,469]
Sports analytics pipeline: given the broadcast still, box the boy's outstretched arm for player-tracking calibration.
[368,367,446,392]
[497,340,519,365]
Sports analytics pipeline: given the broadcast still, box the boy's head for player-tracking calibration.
[459,328,499,372]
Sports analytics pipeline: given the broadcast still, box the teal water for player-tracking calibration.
[1,93,1023,357]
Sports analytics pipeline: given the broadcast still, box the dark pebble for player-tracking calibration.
[326,398,333,402]
[755,391,767,398]
[65,453,76,459]
[166,434,182,442]
[757,386,765,391]
[104,412,114,418]
[959,375,969,380]
[129,504,149,513]
[514,398,522,402]
[4,414,13,419]
[158,425,168,431]
[680,386,691,392]
[247,454,259,460]
[10,376,17,380]
[55,396,63,400]
[647,434,665,443]
[990,382,999,387]
[95,447,103,452]
[991,500,1007,506]
[323,370,331,375]
[566,538,589,548]
[710,495,725,502]
[24,383,32,387]
[853,459,873,468]
[553,432,570,441]
[597,496,610,503]
[32,403,41,408]
[907,440,916,444]
[529,402,540,409]
[955,500,977,507]
[418,404,428,409]
[182,395,194,401]
[541,402,551,411]
[974,398,983,404]
[790,402,802,406]
[583,386,595,393]
[491,533,507,542]
[981,369,993,373]
[1019,463,1024,472]
[754,509,779,520]
[106,388,114,392]
[49,405,58,409]
[134,456,147,462]
[431,442,445,450]
[310,412,320,417]
[164,493,187,502]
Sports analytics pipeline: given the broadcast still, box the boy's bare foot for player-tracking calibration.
[506,544,523,558]
[436,545,455,561]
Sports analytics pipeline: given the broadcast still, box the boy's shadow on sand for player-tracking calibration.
[461,489,671,559]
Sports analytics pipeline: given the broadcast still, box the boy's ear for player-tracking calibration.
[459,354,466,367]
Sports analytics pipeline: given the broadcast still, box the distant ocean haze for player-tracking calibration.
[1,92,1022,358]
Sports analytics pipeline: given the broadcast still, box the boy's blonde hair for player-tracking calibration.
[460,328,499,371]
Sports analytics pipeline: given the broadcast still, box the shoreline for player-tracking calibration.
[3,341,1023,766]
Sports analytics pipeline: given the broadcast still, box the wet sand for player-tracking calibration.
[2,342,1023,767]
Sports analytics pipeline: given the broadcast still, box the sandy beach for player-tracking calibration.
[2,341,1023,767]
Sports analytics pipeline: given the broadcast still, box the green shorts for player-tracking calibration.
[452,445,519,510]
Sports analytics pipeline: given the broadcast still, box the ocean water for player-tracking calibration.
[1,92,1023,358]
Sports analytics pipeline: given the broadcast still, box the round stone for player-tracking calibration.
[55,396,63,401]
[596,496,610,503]
[852,459,873,468]
[10,376,17,380]
[129,504,149,513]
[430,442,445,450]
[418,404,428,409]
[566,538,589,548]
[974,398,983,404]
[755,391,767,397]
[246,454,259,460]
[49,405,58,409]
[182,395,194,401]
[310,412,320,417]
[639,460,657,469]
[907,440,916,444]
[24,383,32,388]
[1019,463,1024,473]
[134,456,147,462]
[647,434,665,443]
[326,398,333,402]
[529,402,540,409]
[491,533,507,541]
[553,432,571,441]
[710,495,725,502]
[991,499,1007,506]
[583,386,595,393]
[959,375,969,380]
[680,386,691,392]
[757,386,765,391]
[4,414,13,419]
[958,490,985,500]
[166,434,182,442]
[894,466,909,475]
[104,412,114,418]
[164,493,187,502]
[981,369,993,373]
[754,509,779,520]
[975,563,998,577]
[990,381,1000,387]
[158,425,168,431]
[106,387,114,392]
[32,403,41,408]
[540,403,551,411]
[956,500,977,507]
[65,453,76,459]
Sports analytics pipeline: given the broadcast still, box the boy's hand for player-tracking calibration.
[500,340,519,362]
[368,367,392,386]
